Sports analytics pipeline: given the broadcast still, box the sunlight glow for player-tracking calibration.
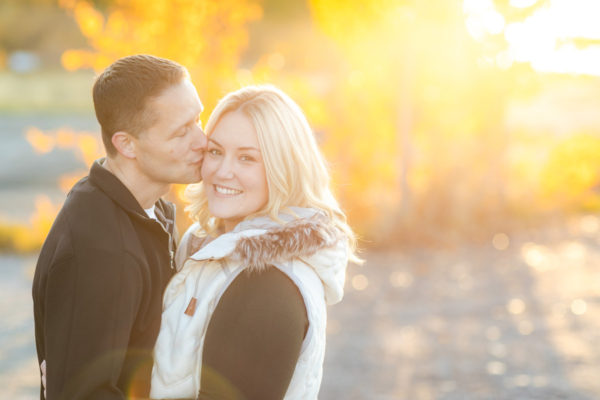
[465,0,600,76]
[464,0,505,41]
[510,0,538,8]
[504,0,600,76]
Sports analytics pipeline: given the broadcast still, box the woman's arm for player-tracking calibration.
[199,267,308,400]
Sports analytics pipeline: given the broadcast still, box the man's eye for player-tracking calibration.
[208,148,221,156]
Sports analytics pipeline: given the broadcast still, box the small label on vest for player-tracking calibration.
[184,297,197,316]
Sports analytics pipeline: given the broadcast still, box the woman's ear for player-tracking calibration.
[111,131,137,159]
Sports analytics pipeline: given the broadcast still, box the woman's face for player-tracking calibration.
[201,110,269,232]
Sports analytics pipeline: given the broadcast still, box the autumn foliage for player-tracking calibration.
[9,0,600,252]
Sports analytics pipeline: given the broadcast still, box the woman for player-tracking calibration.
[150,85,359,400]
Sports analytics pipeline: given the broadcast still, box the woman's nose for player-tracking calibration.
[215,157,235,179]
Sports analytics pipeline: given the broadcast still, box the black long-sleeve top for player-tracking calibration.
[32,160,177,399]
[198,267,309,400]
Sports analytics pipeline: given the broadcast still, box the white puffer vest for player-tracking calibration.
[150,208,349,399]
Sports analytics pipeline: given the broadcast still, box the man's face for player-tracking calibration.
[132,79,207,185]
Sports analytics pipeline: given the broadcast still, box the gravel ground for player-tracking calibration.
[322,217,600,399]
[2,216,600,399]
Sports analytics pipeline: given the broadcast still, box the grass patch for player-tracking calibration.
[0,70,95,114]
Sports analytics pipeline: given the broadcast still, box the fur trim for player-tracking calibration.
[232,214,343,272]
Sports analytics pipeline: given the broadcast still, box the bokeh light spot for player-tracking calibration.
[518,320,534,335]
[351,274,369,291]
[486,360,506,375]
[570,298,587,315]
[389,270,414,288]
[492,233,510,250]
[507,298,526,315]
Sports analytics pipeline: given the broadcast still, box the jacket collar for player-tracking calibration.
[87,158,175,229]
[88,158,147,218]
[186,207,349,305]
[189,208,342,267]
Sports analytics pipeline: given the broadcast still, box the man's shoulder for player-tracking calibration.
[63,180,125,229]
[47,178,135,255]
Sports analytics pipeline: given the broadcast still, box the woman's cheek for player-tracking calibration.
[200,158,215,181]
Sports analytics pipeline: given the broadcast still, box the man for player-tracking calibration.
[32,54,206,399]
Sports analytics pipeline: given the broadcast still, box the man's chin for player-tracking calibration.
[175,172,202,185]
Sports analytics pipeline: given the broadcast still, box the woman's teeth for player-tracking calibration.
[215,185,242,195]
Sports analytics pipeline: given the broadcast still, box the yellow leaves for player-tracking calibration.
[541,134,600,210]
[1,196,62,253]
[28,196,61,243]
[59,0,262,77]
[59,171,87,193]
[25,127,104,167]
[73,0,104,38]
[26,128,55,154]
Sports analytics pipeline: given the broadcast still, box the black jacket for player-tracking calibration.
[32,160,177,400]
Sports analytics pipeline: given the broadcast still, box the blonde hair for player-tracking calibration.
[185,85,359,259]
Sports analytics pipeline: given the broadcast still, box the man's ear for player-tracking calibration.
[111,131,137,159]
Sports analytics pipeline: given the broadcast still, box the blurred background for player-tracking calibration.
[1,0,600,398]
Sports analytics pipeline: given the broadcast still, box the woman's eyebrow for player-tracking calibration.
[238,146,260,152]
[208,138,223,147]
[209,138,260,152]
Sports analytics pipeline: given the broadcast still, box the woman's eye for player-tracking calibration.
[208,148,221,156]
[240,155,255,162]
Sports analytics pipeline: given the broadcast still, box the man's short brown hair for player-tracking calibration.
[93,54,189,156]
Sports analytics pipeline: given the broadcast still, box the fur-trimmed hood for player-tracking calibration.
[186,207,349,304]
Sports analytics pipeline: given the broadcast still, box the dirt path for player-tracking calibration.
[2,216,600,399]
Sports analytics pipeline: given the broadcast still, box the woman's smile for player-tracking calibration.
[214,184,243,196]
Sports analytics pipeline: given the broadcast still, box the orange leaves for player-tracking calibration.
[25,127,103,166]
